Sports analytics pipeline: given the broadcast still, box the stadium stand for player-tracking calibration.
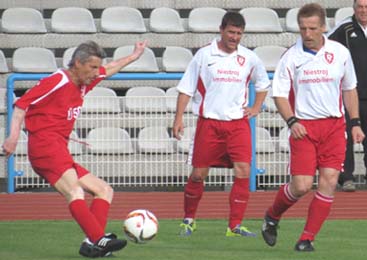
[256,127,276,153]
[162,46,193,72]
[51,7,96,33]
[12,47,57,72]
[101,6,147,33]
[240,8,283,33]
[1,7,47,33]
[0,50,9,73]
[125,86,166,113]
[176,126,196,154]
[83,87,121,113]
[149,7,185,33]
[68,131,84,155]
[137,126,174,154]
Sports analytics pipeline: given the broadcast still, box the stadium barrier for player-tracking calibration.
[5,72,261,193]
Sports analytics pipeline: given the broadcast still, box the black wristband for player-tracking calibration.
[350,118,361,127]
[286,116,298,128]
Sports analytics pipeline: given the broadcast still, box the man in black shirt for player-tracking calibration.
[328,0,367,191]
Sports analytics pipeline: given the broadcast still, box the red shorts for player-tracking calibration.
[189,117,251,168]
[28,132,89,186]
[289,117,346,176]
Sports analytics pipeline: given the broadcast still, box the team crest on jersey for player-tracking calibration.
[237,55,245,66]
[324,52,334,64]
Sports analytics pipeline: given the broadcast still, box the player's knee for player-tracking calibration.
[293,183,312,196]
[67,186,85,201]
[95,184,114,202]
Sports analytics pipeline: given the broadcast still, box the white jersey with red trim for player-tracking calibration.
[272,35,357,119]
[15,67,106,136]
[177,39,270,121]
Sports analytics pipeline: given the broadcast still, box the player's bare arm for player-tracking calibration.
[104,40,147,77]
[2,106,26,156]
[343,88,365,143]
[274,96,307,139]
[243,90,267,118]
[173,93,191,140]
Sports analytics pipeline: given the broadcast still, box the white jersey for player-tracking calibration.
[272,35,357,119]
[177,39,270,121]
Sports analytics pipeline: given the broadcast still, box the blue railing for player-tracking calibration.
[5,72,272,193]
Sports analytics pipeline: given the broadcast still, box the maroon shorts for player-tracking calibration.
[289,117,346,175]
[189,117,251,168]
[28,133,89,186]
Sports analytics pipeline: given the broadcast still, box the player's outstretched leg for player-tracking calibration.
[261,213,279,247]
[79,234,127,258]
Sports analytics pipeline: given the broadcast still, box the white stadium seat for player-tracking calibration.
[113,46,159,72]
[62,47,77,68]
[86,127,134,154]
[256,127,276,153]
[83,87,121,113]
[188,7,226,32]
[12,47,57,73]
[240,8,283,33]
[176,126,196,153]
[165,86,192,113]
[125,86,166,113]
[334,7,353,25]
[51,7,96,33]
[278,127,290,152]
[286,8,330,32]
[1,7,47,33]
[253,45,287,71]
[162,46,193,72]
[149,7,185,33]
[137,126,174,154]
[0,50,9,73]
[101,6,146,33]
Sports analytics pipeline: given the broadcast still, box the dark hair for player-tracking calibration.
[68,40,106,67]
[220,11,245,29]
[297,3,326,26]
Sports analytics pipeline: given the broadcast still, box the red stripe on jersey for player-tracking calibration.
[197,77,206,117]
[243,67,254,106]
[287,68,295,114]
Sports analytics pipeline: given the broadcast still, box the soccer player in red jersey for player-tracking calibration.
[2,40,146,257]
[261,3,365,251]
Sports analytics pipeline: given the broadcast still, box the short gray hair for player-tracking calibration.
[68,41,106,67]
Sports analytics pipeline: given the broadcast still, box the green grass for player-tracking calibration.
[0,219,365,260]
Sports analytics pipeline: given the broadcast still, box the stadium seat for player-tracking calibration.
[12,47,57,73]
[278,127,289,152]
[1,7,47,33]
[68,131,84,155]
[113,46,159,72]
[188,7,226,32]
[162,46,193,72]
[286,8,330,32]
[149,7,185,33]
[165,86,192,113]
[101,6,146,33]
[334,7,353,25]
[86,127,134,154]
[51,7,96,33]
[256,127,276,153]
[239,8,283,33]
[253,45,287,71]
[262,88,278,113]
[62,47,77,68]
[83,87,121,113]
[0,50,9,73]
[176,126,196,153]
[125,86,166,113]
[137,126,174,154]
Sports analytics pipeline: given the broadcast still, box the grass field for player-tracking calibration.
[0,219,365,260]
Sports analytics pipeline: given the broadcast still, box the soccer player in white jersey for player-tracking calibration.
[2,40,146,257]
[261,3,365,252]
[173,11,270,237]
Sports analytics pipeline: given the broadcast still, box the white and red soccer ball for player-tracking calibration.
[123,209,159,244]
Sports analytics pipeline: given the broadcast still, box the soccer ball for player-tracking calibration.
[123,209,159,244]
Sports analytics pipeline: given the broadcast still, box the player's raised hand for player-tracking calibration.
[131,40,148,60]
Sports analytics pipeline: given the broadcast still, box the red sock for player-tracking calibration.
[90,198,110,231]
[69,199,105,243]
[299,191,333,241]
[228,177,249,230]
[267,183,298,220]
[184,176,204,219]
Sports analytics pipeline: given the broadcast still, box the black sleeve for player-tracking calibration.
[328,26,347,47]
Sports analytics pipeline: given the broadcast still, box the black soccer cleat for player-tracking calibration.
[79,235,127,258]
[294,239,315,252]
[261,214,279,247]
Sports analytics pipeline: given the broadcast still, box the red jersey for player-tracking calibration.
[15,67,106,137]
